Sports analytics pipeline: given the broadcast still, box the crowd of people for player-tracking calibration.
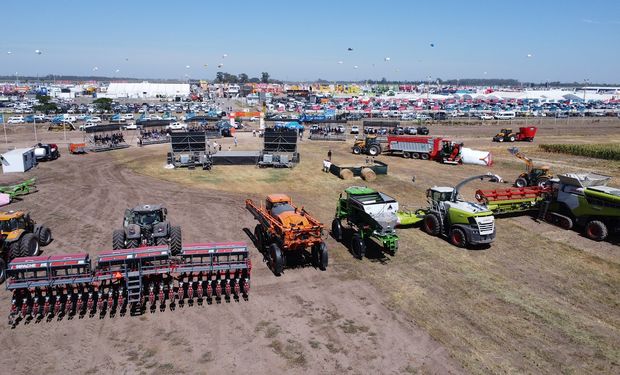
[92,132,125,146]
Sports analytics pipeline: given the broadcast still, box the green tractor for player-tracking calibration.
[398,174,502,247]
[332,186,399,258]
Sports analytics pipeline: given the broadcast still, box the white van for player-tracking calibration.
[494,111,516,120]
[7,116,25,124]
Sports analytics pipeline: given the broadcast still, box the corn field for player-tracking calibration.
[539,144,620,160]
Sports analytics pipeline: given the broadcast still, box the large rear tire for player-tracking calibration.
[112,229,125,250]
[269,243,284,276]
[423,214,441,236]
[585,220,608,241]
[331,219,342,241]
[352,146,361,155]
[449,227,467,248]
[126,239,140,249]
[368,144,381,156]
[20,233,39,257]
[169,226,182,255]
[9,241,21,258]
[350,233,366,259]
[318,243,328,271]
[515,177,528,188]
[0,258,5,284]
[420,153,430,160]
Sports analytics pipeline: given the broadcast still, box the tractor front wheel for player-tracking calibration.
[423,214,441,236]
[352,146,362,155]
[169,226,182,255]
[585,220,608,241]
[350,233,366,259]
[449,227,467,248]
[9,241,21,258]
[126,239,140,249]
[112,229,125,250]
[35,225,52,246]
[20,233,39,257]
[331,219,343,241]
[312,243,328,270]
[269,243,284,276]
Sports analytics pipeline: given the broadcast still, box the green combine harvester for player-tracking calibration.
[475,173,620,242]
[397,174,503,248]
[332,186,399,258]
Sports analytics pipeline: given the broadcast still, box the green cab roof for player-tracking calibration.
[345,186,377,195]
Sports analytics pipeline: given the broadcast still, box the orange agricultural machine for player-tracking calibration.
[68,143,87,154]
[246,194,327,276]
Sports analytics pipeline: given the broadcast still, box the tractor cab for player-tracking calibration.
[0,211,31,234]
[266,194,293,212]
[496,128,512,137]
[125,205,166,227]
[427,187,454,212]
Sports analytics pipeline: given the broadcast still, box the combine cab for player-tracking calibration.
[246,194,327,276]
[332,187,399,258]
[5,242,251,325]
[112,205,182,254]
[0,211,52,282]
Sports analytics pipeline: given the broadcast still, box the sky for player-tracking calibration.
[1,0,619,83]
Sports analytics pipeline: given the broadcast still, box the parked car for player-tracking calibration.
[416,126,430,135]
[166,122,188,130]
[416,114,432,121]
[79,122,97,131]
[350,125,359,134]
[479,114,494,120]
[7,116,25,124]
[122,123,139,130]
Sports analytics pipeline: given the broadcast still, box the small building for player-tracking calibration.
[1,148,37,173]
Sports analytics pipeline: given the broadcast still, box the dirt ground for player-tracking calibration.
[0,118,618,374]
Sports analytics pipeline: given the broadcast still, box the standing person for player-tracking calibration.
[327,149,332,161]
[252,129,256,137]
[233,136,238,147]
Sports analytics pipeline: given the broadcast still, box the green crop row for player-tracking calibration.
[539,144,620,160]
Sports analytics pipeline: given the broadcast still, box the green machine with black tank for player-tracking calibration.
[332,186,399,258]
[397,173,503,247]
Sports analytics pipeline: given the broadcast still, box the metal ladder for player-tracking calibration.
[126,263,142,304]
[537,200,550,221]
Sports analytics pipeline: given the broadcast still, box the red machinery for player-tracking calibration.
[475,186,551,204]
[493,127,537,142]
[6,242,251,325]
[385,136,462,163]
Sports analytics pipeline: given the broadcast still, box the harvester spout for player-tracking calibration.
[451,173,504,202]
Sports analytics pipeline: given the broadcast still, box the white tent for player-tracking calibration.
[106,82,190,98]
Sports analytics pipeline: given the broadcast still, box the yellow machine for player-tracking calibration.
[0,211,52,281]
[509,147,553,188]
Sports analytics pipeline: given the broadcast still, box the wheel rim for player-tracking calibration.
[452,231,462,245]
[587,224,600,238]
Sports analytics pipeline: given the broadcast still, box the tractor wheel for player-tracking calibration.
[126,239,140,249]
[0,258,5,284]
[254,224,264,251]
[331,219,342,241]
[585,220,608,241]
[368,144,381,156]
[9,241,21,258]
[514,177,528,188]
[352,146,362,155]
[350,233,366,259]
[37,226,52,246]
[528,138,534,142]
[169,226,182,255]
[403,152,411,159]
[423,214,441,236]
[411,152,420,159]
[498,137,504,142]
[318,243,328,271]
[449,227,467,248]
[155,237,167,246]
[112,229,125,250]
[269,243,284,276]
[509,136,515,142]
[420,153,430,160]
[20,233,39,257]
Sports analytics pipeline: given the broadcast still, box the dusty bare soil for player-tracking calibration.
[0,118,618,374]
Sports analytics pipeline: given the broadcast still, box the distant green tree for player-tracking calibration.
[93,97,113,111]
[34,94,58,114]
[261,72,270,83]
[238,73,249,84]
